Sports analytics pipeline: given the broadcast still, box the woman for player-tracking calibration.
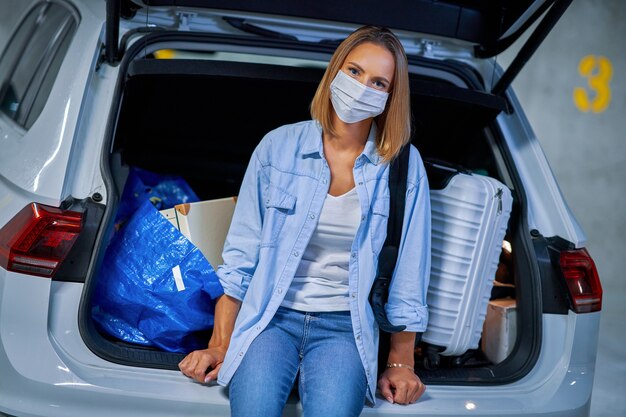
[179,26,431,416]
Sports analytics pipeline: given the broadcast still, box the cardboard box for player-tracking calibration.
[481,298,517,364]
[160,197,237,269]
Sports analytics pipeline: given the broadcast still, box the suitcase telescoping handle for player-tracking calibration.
[424,158,473,175]
[424,158,473,191]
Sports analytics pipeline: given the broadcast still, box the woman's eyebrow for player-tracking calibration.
[347,61,391,84]
[347,61,364,72]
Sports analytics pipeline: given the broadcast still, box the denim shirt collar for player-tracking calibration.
[301,120,381,165]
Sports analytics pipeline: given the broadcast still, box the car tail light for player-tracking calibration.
[0,203,83,278]
[560,248,602,313]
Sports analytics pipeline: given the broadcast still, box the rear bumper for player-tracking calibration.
[0,277,599,417]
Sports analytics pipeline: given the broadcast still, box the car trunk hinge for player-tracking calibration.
[489,0,573,96]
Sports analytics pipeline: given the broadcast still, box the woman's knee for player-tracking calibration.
[229,322,301,416]
[298,341,367,416]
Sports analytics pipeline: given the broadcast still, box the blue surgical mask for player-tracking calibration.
[330,70,389,123]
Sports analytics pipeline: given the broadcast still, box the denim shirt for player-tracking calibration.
[216,120,431,403]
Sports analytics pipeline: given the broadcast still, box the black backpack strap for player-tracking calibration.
[369,144,410,333]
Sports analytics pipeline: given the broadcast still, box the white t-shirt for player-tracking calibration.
[281,187,361,312]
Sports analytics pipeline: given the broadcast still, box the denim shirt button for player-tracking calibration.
[361,215,366,221]
[277,288,283,294]
[358,181,363,186]
[293,251,299,257]
[309,213,315,219]
[322,179,328,184]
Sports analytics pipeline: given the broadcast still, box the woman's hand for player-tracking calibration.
[179,294,242,384]
[378,367,426,405]
[178,346,227,384]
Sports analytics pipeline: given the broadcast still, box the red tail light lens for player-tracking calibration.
[560,248,602,313]
[0,203,83,277]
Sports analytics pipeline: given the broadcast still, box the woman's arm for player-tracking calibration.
[384,164,431,333]
[378,331,426,404]
[387,331,416,367]
[179,135,274,383]
[178,294,241,383]
[378,147,431,404]
[216,146,269,301]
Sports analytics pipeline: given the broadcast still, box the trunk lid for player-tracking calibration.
[106,0,572,95]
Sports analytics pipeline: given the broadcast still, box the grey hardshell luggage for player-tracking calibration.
[422,161,513,364]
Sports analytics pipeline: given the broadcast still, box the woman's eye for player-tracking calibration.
[348,67,359,76]
[373,80,385,89]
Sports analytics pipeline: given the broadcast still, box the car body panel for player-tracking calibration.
[112,0,571,95]
[0,1,599,416]
[0,0,105,206]
[497,78,587,247]
[0,278,599,416]
[62,33,120,204]
[130,0,550,50]
[120,6,476,60]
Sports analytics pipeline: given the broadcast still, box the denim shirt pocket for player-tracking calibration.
[370,197,389,255]
[260,184,297,248]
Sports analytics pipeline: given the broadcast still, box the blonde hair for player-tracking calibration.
[310,26,411,162]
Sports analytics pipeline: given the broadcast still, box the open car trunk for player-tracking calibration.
[115,60,505,199]
[81,34,539,386]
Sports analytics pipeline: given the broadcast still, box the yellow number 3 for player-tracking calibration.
[573,55,613,113]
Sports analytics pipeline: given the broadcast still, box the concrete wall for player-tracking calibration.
[498,1,626,415]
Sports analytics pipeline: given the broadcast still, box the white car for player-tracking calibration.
[0,0,603,416]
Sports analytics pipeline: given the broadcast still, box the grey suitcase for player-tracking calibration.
[422,161,513,360]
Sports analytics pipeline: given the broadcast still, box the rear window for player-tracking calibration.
[0,1,78,130]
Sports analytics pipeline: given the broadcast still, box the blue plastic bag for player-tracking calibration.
[115,166,200,229]
[92,199,224,353]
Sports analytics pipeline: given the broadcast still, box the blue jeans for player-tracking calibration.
[229,306,367,417]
